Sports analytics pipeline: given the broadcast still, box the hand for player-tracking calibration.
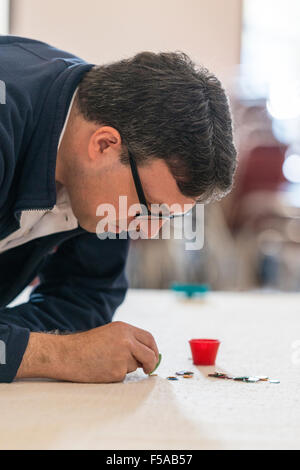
[17,321,159,383]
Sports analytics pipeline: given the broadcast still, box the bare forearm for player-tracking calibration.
[16,332,72,380]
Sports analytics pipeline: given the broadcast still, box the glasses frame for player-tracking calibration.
[129,152,193,220]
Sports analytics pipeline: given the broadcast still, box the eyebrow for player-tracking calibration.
[148,199,165,206]
[143,189,163,206]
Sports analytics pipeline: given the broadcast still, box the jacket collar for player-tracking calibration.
[13,61,93,219]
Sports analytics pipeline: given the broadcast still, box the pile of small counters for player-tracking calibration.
[208,372,280,384]
[166,371,194,381]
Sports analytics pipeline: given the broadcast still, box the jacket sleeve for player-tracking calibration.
[0,232,130,383]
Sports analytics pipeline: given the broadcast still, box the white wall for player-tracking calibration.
[0,0,10,34]
[10,0,242,80]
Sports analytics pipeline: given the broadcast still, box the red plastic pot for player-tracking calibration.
[189,339,220,366]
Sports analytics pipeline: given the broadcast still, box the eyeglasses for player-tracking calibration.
[129,152,193,220]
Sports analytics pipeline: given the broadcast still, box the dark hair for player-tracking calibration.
[77,51,237,202]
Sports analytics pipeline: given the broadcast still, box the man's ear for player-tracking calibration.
[88,126,122,166]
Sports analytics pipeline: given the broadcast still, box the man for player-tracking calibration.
[0,35,236,383]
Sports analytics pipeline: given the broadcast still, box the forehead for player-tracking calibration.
[137,158,195,207]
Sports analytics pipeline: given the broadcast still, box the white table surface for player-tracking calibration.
[1,288,300,450]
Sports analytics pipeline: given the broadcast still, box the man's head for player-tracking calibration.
[56,51,236,234]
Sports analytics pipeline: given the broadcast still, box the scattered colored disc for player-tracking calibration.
[208,373,227,379]
[176,370,194,376]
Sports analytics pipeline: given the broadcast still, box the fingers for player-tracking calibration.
[127,355,140,374]
[133,327,159,362]
[130,340,157,375]
[108,322,159,377]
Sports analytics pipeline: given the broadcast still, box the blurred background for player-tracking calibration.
[2,0,300,292]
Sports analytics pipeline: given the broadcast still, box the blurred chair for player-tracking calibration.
[229,143,287,231]
[224,140,300,290]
